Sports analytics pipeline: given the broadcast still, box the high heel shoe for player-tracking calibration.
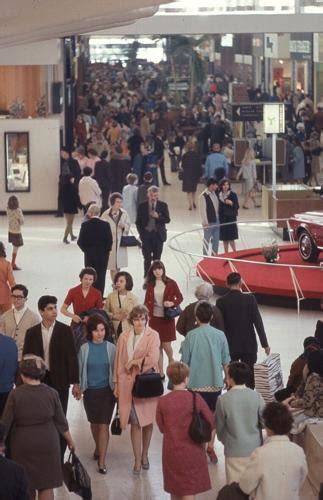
[98,461,107,474]
[133,465,141,475]
[141,458,150,470]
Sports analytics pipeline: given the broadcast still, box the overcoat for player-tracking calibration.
[113,326,160,429]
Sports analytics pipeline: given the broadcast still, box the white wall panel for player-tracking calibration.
[0,118,60,211]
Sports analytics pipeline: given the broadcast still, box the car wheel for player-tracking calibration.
[298,231,319,262]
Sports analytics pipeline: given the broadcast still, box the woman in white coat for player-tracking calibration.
[101,192,131,281]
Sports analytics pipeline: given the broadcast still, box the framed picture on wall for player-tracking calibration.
[4,132,30,192]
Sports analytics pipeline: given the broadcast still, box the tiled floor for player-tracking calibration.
[0,170,320,499]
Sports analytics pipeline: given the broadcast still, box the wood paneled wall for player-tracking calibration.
[0,66,43,116]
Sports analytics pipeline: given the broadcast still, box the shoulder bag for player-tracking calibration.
[189,390,212,444]
[132,358,164,398]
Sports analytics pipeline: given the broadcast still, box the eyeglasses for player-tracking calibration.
[11,294,25,299]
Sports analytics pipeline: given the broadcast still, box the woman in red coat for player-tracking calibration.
[144,260,183,377]
[156,361,213,499]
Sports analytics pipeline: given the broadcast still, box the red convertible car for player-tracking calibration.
[289,211,323,262]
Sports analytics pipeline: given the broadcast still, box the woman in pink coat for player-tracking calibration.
[113,304,160,474]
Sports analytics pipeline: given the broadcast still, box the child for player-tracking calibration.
[6,195,24,270]
[122,173,138,224]
[216,361,265,483]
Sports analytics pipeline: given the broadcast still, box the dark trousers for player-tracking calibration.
[231,352,257,389]
[101,187,110,213]
[43,371,69,460]
[142,231,164,276]
[84,254,109,296]
[0,391,10,418]
[159,156,168,185]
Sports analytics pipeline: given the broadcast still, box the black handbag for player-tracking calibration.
[63,451,92,500]
[111,406,122,436]
[164,305,182,319]
[120,235,141,247]
[132,358,164,399]
[189,391,212,444]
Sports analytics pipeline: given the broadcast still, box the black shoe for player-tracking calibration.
[163,182,171,186]
[98,462,107,474]
[71,235,77,241]
[55,213,63,217]
[63,238,70,244]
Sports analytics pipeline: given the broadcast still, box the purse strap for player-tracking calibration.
[190,390,197,413]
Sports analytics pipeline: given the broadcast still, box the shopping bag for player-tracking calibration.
[254,353,284,402]
[63,451,92,500]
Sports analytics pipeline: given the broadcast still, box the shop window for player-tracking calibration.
[4,132,30,192]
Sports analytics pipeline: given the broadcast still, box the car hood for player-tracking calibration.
[292,211,323,223]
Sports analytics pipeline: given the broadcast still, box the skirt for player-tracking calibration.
[83,387,116,424]
[8,232,23,247]
[241,178,254,194]
[149,316,176,342]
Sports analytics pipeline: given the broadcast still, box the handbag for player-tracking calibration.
[63,451,92,500]
[111,405,122,436]
[120,235,141,247]
[164,305,182,319]
[189,391,212,444]
[132,358,164,399]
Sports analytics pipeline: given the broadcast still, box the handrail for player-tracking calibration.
[167,218,322,271]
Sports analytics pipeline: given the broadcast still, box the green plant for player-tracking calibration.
[262,240,279,262]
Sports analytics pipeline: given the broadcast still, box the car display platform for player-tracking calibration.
[197,244,323,300]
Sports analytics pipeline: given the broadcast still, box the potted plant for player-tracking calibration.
[262,240,279,263]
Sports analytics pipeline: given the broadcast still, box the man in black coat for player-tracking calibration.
[216,272,270,388]
[0,422,29,500]
[22,295,79,415]
[77,203,112,295]
[136,186,170,277]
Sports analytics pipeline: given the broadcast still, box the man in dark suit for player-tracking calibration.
[216,272,270,388]
[0,422,29,500]
[77,203,113,295]
[136,186,170,277]
[22,295,79,415]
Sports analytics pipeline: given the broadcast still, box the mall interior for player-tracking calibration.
[0,1,323,499]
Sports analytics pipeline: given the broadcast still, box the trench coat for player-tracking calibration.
[113,326,160,429]
[101,208,131,270]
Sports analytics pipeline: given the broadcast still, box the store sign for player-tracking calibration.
[227,103,263,122]
[263,104,285,134]
[290,40,312,60]
[264,34,278,59]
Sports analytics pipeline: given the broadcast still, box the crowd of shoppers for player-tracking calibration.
[0,261,318,500]
[1,60,322,500]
